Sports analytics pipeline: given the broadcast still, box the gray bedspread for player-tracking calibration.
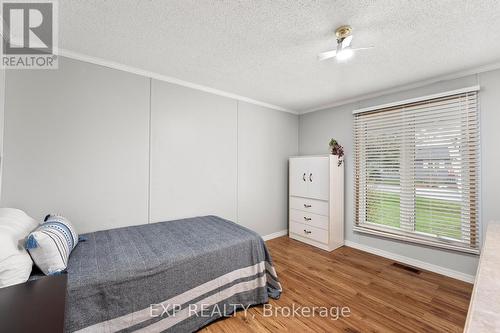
[65,216,281,333]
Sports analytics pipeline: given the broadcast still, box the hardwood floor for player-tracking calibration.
[202,236,473,333]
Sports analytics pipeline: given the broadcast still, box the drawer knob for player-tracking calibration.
[304,217,312,221]
[303,229,312,234]
[304,204,312,208]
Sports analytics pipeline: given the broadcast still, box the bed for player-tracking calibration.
[64,215,281,333]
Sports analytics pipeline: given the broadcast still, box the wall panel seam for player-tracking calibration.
[148,78,152,223]
[236,100,239,223]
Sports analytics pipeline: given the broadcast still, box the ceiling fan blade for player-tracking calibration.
[318,49,337,61]
[352,46,374,52]
[341,35,353,48]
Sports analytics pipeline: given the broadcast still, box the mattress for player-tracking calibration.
[65,215,281,332]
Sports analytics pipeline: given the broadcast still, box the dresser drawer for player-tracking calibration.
[290,209,329,230]
[290,196,329,216]
[290,221,328,244]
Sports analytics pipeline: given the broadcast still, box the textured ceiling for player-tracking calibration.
[59,0,500,112]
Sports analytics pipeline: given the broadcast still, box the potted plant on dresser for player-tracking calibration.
[329,138,344,166]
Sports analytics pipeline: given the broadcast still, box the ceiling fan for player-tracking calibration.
[318,25,373,62]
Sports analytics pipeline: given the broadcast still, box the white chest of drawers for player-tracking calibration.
[288,155,344,251]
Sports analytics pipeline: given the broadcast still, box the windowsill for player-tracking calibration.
[353,225,480,255]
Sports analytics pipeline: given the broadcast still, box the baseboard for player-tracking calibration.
[344,240,476,283]
[262,229,288,241]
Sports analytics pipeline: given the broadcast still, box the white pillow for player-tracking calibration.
[0,208,38,288]
[26,214,79,275]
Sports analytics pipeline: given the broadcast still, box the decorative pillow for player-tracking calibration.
[0,208,38,288]
[25,214,79,275]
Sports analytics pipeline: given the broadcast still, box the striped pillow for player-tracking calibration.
[25,214,79,275]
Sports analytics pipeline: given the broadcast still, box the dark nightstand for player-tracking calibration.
[0,273,67,332]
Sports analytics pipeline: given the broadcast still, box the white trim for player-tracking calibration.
[353,226,480,255]
[262,229,288,241]
[55,48,499,116]
[352,85,480,114]
[57,49,297,115]
[301,62,500,114]
[344,240,475,283]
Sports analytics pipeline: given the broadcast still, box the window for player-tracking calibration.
[353,87,480,254]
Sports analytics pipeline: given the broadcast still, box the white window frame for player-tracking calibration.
[353,86,481,254]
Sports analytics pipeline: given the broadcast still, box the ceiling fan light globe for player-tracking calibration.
[336,48,353,61]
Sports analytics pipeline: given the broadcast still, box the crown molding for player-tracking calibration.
[352,85,480,114]
[53,49,500,116]
[301,61,500,114]
[57,48,298,115]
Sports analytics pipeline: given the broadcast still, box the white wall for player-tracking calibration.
[237,101,298,235]
[299,71,500,277]
[0,69,5,197]
[150,80,238,222]
[1,58,150,233]
[1,57,298,236]
[478,70,500,228]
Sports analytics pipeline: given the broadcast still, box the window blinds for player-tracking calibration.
[353,87,480,254]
